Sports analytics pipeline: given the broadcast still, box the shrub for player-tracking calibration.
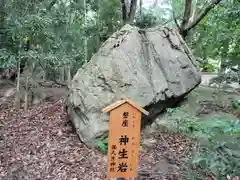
[172,111,240,179]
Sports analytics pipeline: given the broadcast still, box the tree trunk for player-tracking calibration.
[189,0,200,23]
[95,0,101,51]
[60,66,65,82]
[177,0,223,39]
[15,59,21,109]
[0,0,6,49]
[67,65,71,89]
[24,62,29,112]
[121,0,138,24]
[121,0,129,23]
[84,0,88,63]
[128,0,138,23]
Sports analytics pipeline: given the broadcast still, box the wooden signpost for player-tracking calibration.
[102,98,149,179]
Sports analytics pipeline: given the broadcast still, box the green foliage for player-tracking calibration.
[95,137,108,154]
[166,107,181,114]
[200,62,216,72]
[174,113,240,178]
[0,49,16,68]
[88,0,122,42]
[1,0,122,79]
[186,0,240,67]
[232,100,240,109]
[168,0,240,71]
[134,1,173,28]
[134,8,157,28]
[2,0,239,78]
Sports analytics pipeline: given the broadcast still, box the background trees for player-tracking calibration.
[0,1,239,178]
[0,0,239,88]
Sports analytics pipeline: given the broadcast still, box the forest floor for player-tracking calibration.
[0,86,239,180]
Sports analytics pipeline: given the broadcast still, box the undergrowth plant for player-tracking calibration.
[95,137,108,154]
[170,107,240,179]
[95,135,145,154]
[97,103,240,179]
[232,100,240,109]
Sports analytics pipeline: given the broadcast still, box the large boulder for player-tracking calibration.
[68,24,201,146]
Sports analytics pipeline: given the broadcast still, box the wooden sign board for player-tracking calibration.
[103,99,149,179]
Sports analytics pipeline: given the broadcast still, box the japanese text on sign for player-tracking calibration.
[103,99,149,178]
[122,112,129,127]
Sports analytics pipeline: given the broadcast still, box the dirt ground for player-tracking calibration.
[0,86,239,180]
[0,98,196,180]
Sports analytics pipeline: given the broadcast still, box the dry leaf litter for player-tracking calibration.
[0,98,195,180]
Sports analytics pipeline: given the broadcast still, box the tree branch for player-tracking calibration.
[184,0,223,32]
[181,0,192,30]
[173,11,181,31]
[0,0,7,49]
[140,0,142,20]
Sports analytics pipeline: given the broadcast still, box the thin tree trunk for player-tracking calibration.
[180,0,192,38]
[60,66,65,82]
[84,40,88,63]
[184,0,223,33]
[15,58,21,109]
[179,0,223,39]
[84,0,88,63]
[24,62,29,112]
[189,0,197,23]
[43,70,46,81]
[0,0,6,49]
[121,0,129,23]
[95,0,101,51]
[140,0,143,22]
[67,64,71,90]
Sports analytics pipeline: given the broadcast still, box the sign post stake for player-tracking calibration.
[102,98,149,179]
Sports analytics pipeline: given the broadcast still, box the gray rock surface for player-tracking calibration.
[201,72,240,89]
[68,24,201,146]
